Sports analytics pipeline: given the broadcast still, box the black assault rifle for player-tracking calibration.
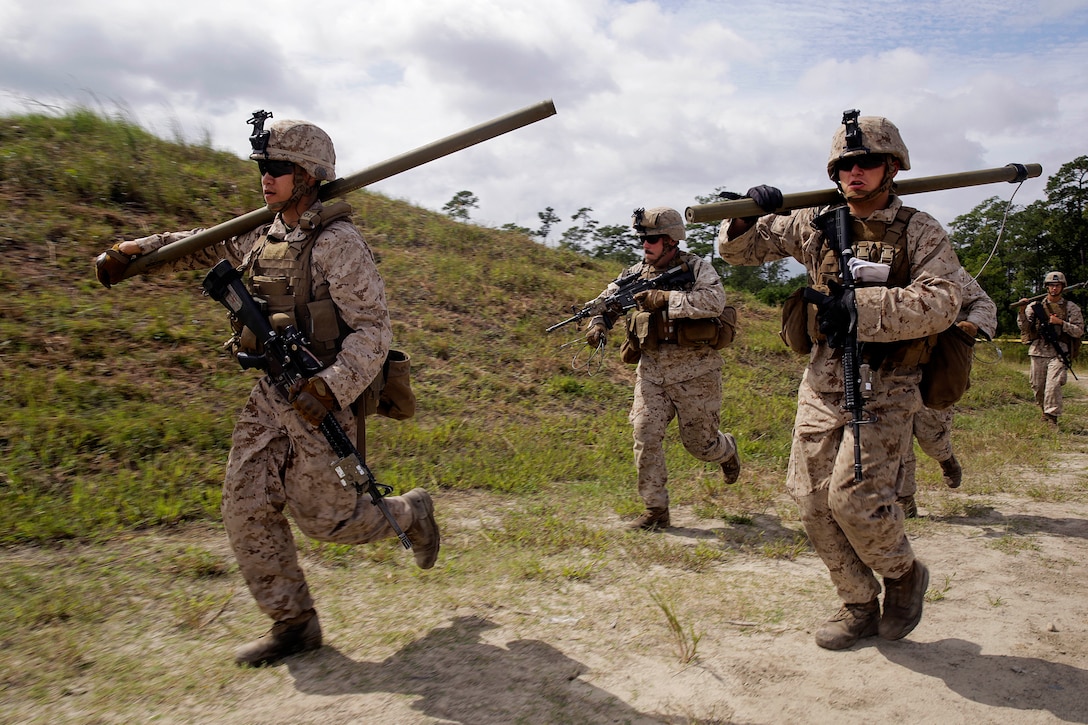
[545,262,696,333]
[201,260,412,549]
[1030,300,1078,380]
[804,206,875,483]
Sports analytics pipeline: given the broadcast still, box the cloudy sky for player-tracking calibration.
[2,0,1086,249]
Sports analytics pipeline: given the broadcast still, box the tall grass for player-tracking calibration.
[0,109,1080,545]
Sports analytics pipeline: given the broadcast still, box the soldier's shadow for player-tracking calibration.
[879,637,1088,722]
[667,512,811,554]
[932,507,1088,541]
[285,615,673,724]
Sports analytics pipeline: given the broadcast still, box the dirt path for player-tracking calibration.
[12,390,1088,724]
[221,494,1088,725]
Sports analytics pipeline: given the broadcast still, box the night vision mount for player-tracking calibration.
[248,109,274,156]
[842,108,867,153]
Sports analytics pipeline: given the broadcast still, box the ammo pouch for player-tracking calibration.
[621,310,658,364]
[780,288,813,354]
[1067,334,1081,361]
[675,306,738,350]
[919,324,975,410]
[360,349,416,420]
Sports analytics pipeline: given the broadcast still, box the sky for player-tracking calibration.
[2,0,1086,254]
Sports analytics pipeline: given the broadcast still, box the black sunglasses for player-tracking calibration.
[833,154,887,174]
[257,159,296,177]
[641,234,669,244]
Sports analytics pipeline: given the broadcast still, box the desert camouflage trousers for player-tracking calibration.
[1029,354,1068,417]
[896,406,954,498]
[630,368,737,511]
[788,372,918,604]
[222,377,414,623]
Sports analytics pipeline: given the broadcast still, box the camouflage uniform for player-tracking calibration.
[1019,293,1084,419]
[718,198,961,604]
[126,204,416,622]
[590,250,738,514]
[898,267,997,499]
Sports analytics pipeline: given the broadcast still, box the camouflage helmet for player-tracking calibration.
[826,115,911,180]
[250,119,336,181]
[1045,271,1067,286]
[632,206,686,242]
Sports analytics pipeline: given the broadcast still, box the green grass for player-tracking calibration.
[6,111,1071,546]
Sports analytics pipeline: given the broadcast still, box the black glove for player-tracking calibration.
[803,281,856,349]
[746,185,783,212]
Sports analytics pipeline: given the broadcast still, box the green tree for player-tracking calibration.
[1040,155,1088,280]
[591,224,640,266]
[499,222,533,236]
[559,207,599,253]
[442,190,479,221]
[533,206,561,243]
[950,157,1088,334]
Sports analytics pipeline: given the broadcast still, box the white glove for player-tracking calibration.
[848,257,891,284]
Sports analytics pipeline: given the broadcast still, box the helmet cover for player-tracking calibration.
[250,119,336,181]
[631,206,686,242]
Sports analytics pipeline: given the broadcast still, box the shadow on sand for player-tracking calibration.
[284,615,681,724]
[879,637,1088,722]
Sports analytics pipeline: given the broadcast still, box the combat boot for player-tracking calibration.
[403,488,440,569]
[814,600,880,650]
[628,508,670,531]
[940,454,962,489]
[1044,413,1059,429]
[234,609,322,667]
[896,495,918,519]
[721,450,741,485]
[880,560,930,640]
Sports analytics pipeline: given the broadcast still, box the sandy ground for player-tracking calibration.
[13,387,1088,724]
[203,487,1088,725]
[12,470,1088,724]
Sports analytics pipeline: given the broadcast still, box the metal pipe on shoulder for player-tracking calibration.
[684,163,1043,224]
[122,99,558,279]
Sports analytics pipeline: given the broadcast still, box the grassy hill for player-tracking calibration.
[0,109,1067,546]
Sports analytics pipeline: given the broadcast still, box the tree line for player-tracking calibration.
[950,155,1088,334]
[441,154,1088,322]
[441,188,802,305]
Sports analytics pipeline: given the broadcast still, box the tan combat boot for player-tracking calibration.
[403,488,440,569]
[814,600,880,650]
[721,450,741,485]
[880,560,930,640]
[628,508,670,531]
[940,454,962,489]
[1044,413,1059,429]
[896,495,918,519]
[234,609,322,667]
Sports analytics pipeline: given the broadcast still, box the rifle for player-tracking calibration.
[201,259,413,549]
[1029,300,1078,380]
[805,205,874,483]
[545,262,696,333]
[1009,281,1087,308]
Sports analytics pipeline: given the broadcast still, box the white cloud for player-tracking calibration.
[1,0,1085,242]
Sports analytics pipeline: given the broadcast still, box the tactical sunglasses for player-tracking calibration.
[257,159,296,177]
[641,234,669,244]
[833,154,887,174]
